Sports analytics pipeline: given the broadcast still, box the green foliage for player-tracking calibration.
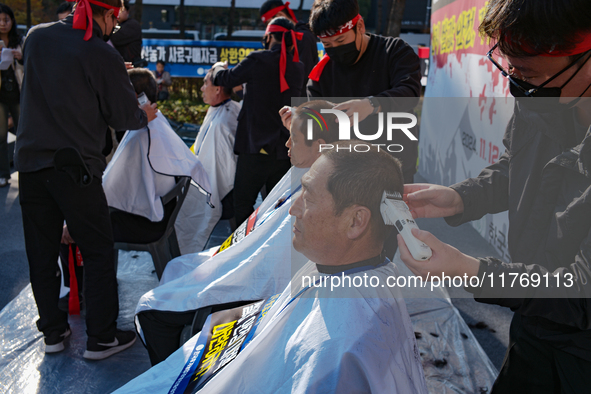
[158,77,208,125]
[158,98,209,125]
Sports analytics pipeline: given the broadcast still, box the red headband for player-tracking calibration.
[69,0,121,41]
[265,24,303,92]
[318,14,362,38]
[540,33,591,57]
[261,2,297,23]
[309,14,363,81]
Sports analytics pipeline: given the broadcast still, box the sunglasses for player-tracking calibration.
[486,43,589,97]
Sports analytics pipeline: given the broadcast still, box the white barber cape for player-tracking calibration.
[176,101,241,254]
[160,165,308,282]
[104,110,210,221]
[135,167,309,338]
[116,260,428,394]
[103,111,211,252]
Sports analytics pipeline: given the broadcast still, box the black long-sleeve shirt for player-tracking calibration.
[110,18,143,63]
[213,45,304,159]
[294,21,318,95]
[15,16,147,178]
[307,34,422,172]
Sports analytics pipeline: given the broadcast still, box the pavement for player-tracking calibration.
[0,167,513,371]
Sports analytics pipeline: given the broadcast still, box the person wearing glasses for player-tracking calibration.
[400,0,591,392]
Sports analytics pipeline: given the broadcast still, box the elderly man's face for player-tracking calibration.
[286,115,321,168]
[201,75,219,105]
[289,156,349,263]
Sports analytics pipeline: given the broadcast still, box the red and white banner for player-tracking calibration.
[420,0,513,261]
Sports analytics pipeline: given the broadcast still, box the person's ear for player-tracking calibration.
[345,205,371,240]
[357,18,366,36]
[311,138,326,153]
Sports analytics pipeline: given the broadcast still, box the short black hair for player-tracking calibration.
[267,17,296,47]
[293,100,341,146]
[480,0,591,57]
[56,2,73,15]
[156,60,166,66]
[128,68,158,103]
[323,143,403,243]
[309,0,359,37]
[123,0,131,11]
[260,0,285,19]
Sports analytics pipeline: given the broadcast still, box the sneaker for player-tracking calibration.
[0,178,7,188]
[45,327,71,353]
[83,330,136,360]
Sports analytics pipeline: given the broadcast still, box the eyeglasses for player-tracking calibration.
[486,43,589,97]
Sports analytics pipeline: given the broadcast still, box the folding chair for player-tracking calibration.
[114,176,191,279]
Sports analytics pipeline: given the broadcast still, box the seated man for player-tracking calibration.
[177,69,240,254]
[135,100,341,366]
[115,145,427,393]
[103,68,211,246]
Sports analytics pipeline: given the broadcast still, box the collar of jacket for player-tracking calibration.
[63,13,104,40]
[547,127,591,178]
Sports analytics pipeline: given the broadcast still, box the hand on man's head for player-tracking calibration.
[141,101,158,122]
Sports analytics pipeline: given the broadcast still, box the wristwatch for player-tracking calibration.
[367,96,380,115]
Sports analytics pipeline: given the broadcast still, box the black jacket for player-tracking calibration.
[294,21,318,95]
[111,18,143,63]
[447,100,591,360]
[15,15,147,178]
[307,34,422,174]
[213,45,304,159]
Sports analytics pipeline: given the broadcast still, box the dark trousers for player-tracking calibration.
[19,168,118,341]
[110,200,175,244]
[138,300,254,366]
[233,153,291,225]
[0,101,19,178]
[491,313,591,394]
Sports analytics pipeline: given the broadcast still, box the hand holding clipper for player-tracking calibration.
[381,190,432,261]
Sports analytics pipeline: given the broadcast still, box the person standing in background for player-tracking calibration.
[0,4,23,188]
[259,0,318,95]
[111,0,142,64]
[212,17,304,225]
[153,60,172,101]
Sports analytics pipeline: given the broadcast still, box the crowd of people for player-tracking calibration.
[3,0,591,392]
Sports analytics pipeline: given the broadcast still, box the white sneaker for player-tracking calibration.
[0,178,8,188]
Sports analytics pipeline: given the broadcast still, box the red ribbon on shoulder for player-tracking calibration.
[261,1,297,23]
[308,54,330,82]
[68,0,120,41]
[265,24,303,92]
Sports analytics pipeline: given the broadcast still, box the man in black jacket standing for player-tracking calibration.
[212,17,304,225]
[15,0,157,360]
[111,0,142,64]
[306,0,421,184]
[401,0,591,392]
[259,0,318,95]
